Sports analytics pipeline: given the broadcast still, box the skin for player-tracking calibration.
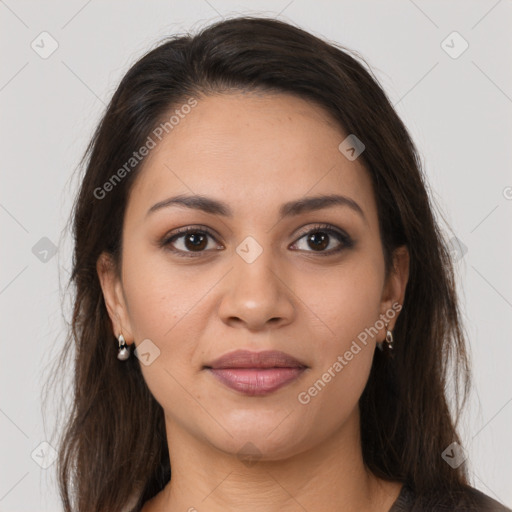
[97,92,410,512]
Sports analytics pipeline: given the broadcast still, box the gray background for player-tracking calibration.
[1,1,511,510]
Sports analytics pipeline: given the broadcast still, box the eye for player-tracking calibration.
[160,223,353,258]
[161,226,223,258]
[290,224,353,255]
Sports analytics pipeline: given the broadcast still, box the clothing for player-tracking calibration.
[136,482,511,511]
[388,483,511,511]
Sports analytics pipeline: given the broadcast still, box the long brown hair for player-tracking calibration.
[45,16,475,511]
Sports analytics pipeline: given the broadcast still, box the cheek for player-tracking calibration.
[120,245,213,402]
[296,254,384,349]
[295,273,379,436]
[292,252,383,412]
[121,243,198,339]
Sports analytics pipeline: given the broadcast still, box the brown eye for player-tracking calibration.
[306,231,330,251]
[181,232,208,251]
[162,227,222,257]
[291,224,353,255]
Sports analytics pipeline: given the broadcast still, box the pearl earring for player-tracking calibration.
[117,333,131,360]
[384,327,394,350]
[377,322,394,352]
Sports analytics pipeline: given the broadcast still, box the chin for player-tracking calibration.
[201,413,316,462]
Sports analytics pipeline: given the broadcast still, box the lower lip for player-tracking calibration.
[207,367,306,396]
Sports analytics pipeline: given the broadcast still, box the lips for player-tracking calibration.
[205,349,307,369]
[204,350,308,396]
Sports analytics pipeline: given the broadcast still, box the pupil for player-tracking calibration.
[309,232,328,251]
[186,233,207,251]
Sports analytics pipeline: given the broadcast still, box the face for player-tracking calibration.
[98,91,409,461]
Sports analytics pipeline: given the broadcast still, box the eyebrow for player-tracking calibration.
[146,193,366,223]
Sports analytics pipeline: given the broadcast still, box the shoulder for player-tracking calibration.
[390,483,511,511]
[455,485,512,512]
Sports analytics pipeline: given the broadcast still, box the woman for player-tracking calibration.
[49,16,511,512]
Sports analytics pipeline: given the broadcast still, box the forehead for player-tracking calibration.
[126,92,376,225]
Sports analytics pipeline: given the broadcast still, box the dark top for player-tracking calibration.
[135,482,511,511]
[388,483,511,511]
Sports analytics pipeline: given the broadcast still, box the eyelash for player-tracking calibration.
[160,223,354,258]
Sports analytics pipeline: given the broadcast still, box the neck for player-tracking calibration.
[145,408,402,512]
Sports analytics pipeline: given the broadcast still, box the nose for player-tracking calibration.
[217,248,296,332]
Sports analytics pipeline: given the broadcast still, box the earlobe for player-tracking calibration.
[96,252,134,343]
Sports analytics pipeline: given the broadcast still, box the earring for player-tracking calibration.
[377,322,394,352]
[117,333,131,361]
[385,327,394,351]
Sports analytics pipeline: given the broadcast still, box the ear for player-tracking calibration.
[380,245,409,330]
[96,251,134,345]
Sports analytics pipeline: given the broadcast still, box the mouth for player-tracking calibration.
[203,350,308,396]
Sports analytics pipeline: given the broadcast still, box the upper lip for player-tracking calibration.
[204,350,308,369]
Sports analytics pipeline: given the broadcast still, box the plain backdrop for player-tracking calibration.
[1,1,511,510]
